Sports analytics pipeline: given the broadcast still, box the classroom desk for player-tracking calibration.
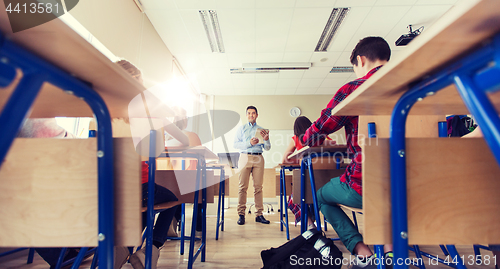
[288,145,348,233]
[329,0,500,268]
[158,146,218,269]
[0,8,151,268]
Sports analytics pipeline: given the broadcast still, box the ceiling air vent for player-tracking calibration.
[199,10,225,53]
[315,7,350,52]
[330,66,354,73]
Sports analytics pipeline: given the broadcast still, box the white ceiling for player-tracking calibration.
[140,0,460,96]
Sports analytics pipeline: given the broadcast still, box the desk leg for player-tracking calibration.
[221,169,225,232]
[145,130,157,269]
[201,162,207,262]
[279,168,284,232]
[180,204,185,255]
[307,158,322,232]
[216,170,223,240]
[300,160,307,234]
[282,168,290,240]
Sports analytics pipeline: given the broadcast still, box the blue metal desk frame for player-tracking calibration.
[155,150,208,269]
[389,33,500,269]
[205,165,226,240]
[0,33,115,268]
[278,164,300,240]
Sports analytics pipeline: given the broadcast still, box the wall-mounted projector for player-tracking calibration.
[395,25,423,46]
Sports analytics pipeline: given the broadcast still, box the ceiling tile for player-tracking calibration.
[255,52,284,62]
[310,51,342,67]
[174,0,217,9]
[232,77,256,89]
[385,5,453,50]
[285,8,334,52]
[298,79,324,88]
[316,87,339,95]
[275,88,297,95]
[334,51,353,66]
[143,0,176,10]
[212,88,235,95]
[279,70,305,79]
[415,0,459,5]
[226,53,256,67]
[233,88,256,95]
[256,0,296,8]
[320,78,347,88]
[295,88,317,94]
[375,0,417,5]
[255,88,277,95]
[197,53,229,68]
[295,0,336,8]
[327,7,372,52]
[282,52,313,62]
[277,78,301,88]
[334,0,376,7]
[217,9,256,53]
[215,0,255,9]
[343,6,412,52]
[255,78,278,88]
[256,9,294,52]
[302,66,332,79]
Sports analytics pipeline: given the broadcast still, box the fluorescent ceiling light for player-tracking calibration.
[315,7,350,52]
[330,66,354,73]
[242,62,311,71]
[230,68,279,74]
[199,10,225,53]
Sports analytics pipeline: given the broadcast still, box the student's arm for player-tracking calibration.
[163,118,189,146]
[282,139,296,163]
[233,126,251,150]
[302,84,353,146]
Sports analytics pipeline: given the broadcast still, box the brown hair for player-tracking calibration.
[350,36,391,65]
[293,116,312,140]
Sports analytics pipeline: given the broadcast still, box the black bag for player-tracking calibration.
[261,229,343,269]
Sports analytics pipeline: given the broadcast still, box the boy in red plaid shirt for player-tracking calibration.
[302,36,393,268]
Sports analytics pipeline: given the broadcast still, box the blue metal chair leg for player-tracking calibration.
[441,245,450,256]
[279,168,284,232]
[145,130,157,269]
[27,248,35,264]
[307,157,322,231]
[90,251,98,269]
[374,245,386,269]
[412,245,427,269]
[446,245,467,269]
[300,160,307,233]
[54,248,68,269]
[70,247,89,269]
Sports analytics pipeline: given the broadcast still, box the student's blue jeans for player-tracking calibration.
[142,183,179,245]
[316,177,363,254]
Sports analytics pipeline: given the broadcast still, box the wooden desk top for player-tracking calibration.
[0,10,145,118]
[287,145,349,159]
[331,0,500,116]
[162,146,219,160]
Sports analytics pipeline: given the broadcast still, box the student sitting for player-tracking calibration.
[301,37,393,268]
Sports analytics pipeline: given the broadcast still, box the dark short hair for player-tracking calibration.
[293,116,312,138]
[350,36,391,65]
[246,106,258,114]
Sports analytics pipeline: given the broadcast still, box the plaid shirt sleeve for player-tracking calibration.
[302,81,360,146]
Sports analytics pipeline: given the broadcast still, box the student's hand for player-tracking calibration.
[250,137,259,145]
[261,129,269,141]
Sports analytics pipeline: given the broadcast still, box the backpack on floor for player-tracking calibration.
[261,229,343,269]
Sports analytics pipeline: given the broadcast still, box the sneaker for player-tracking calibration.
[255,215,270,224]
[167,219,178,237]
[129,246,160,269]
[237,215,245,225]
[384,252,394,269]
[114,247,130,269]
[349,254,377,269]
[307,223,317,230]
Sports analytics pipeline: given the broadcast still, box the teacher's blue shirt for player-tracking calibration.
[234,122,271,153]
